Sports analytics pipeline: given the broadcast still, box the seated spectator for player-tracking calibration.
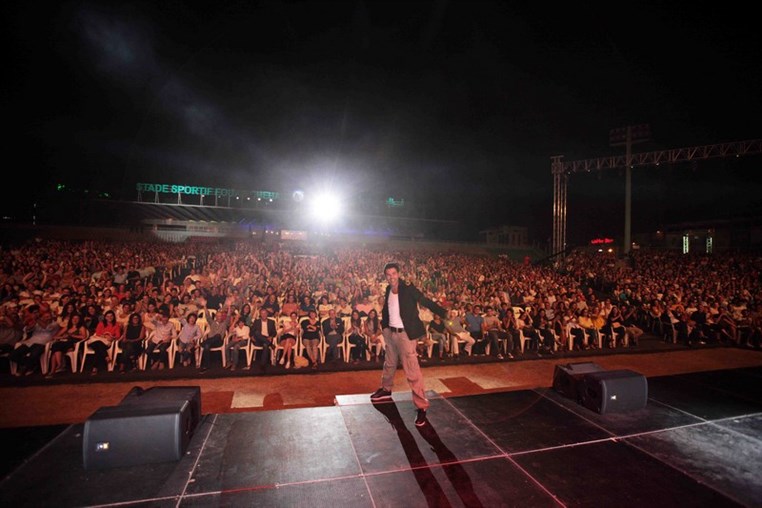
[538,315,557,354]
[621,304,643,346]
[578,309,603,349]
[501,309,521,356]
[465,305,487,354]
[89,309,122,374]
[199,302,231,372]
[364,308,384,361]
[299,296,316,318]
[606,303,628,347]
[278,311,299,369]
[261,293,280,317]
[177,312,203,367]
[427,313,449,359]
[48,313,87,376]
[355,296,374,318]
[251,307,277,370]
[517,307,541,353]
[322,308,345,363]
[146,310,176,370]
[482,306,509,359]
[347,309,367,363]
[301,310,321,368]
[317,296,333,320]
[336,297,353,318]
[0,304,24,357]
[118,312,146,372]
[280,294,299,318]
[566,310,586,350]
[226,314,250,371]
[444,310,474,356]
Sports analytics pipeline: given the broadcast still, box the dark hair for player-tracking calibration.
[383,262,400,273]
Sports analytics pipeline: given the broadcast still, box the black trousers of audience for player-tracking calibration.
[145,341,170,368]
[200,334,224,368]
[10,343,45,373]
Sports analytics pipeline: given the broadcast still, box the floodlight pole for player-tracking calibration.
[610,124,650,254]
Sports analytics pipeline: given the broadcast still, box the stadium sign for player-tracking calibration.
[136,183,278,200]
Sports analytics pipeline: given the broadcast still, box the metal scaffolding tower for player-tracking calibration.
[551,138,762,256]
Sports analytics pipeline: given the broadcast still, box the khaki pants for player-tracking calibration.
[381,328,429,410]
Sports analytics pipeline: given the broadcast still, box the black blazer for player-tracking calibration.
[251,318,277,340]
[381,279,446,340]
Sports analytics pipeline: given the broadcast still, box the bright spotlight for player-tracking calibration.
[310,192,343,223]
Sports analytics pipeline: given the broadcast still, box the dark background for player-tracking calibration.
[4,1,761,245]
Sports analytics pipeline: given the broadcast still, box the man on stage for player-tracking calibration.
[370,262,447,426]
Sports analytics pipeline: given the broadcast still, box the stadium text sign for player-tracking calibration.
[136,183,279,201]
[137,183,236,197]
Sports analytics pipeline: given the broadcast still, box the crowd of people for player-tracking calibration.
[1,238,760,377]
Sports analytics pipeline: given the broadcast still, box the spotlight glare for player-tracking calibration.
[310,192,343,223]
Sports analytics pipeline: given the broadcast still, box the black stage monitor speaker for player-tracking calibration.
[83,402,193,470]
[580,369,648,415]
[553,362,605,401]
[83,385,202,470]
[120,386,201,433]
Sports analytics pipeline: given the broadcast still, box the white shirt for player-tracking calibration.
[388,291,404,328]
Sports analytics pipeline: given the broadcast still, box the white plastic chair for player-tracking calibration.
[79,335,115,372]
[273,316,290,365]
[320,317,345,363]
[345,316,370,362]
[10,333,53,375]
[61,332,89,373]
[166,318,183,369]
[246,317,277,366]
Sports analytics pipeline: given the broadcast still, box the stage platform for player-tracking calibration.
[1,366,760,507]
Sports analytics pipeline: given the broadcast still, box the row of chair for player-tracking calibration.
[208,315,380,369]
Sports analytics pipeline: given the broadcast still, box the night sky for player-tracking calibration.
[5,1,761,245]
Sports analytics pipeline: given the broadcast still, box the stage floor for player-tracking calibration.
[1,366,761,507]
